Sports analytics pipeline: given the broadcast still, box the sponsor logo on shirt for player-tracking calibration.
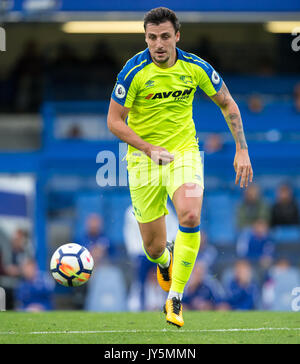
[145,80,155,88]
[145,87,194,101]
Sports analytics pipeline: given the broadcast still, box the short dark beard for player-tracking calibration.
[153,55,169,64]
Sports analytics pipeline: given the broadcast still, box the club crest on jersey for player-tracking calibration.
[115,84,126,99]
[180,75,193,84]
[145,87,194,101]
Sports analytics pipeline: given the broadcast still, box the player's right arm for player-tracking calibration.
[107,98,174,165]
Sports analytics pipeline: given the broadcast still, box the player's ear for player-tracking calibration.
[175,31,180,43]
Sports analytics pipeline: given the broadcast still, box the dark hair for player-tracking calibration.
[144,7,181,33]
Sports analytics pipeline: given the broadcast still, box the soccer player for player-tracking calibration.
[107,7,253,327]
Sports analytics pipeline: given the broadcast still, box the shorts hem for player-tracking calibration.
[168,181,204,200]
[134,211,169,224]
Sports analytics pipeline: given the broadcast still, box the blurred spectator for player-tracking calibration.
[123,203,177,311]
[236,184,270,230]
[262,258,300,311]
[10,40,44,112]
[47,43,83,100]
[270,184,300,227]
[182,261,229,311]
[88,41,119,74]
[73,214,110,310]
[0,228,33,309]
[204,133,224,154]
[196,231,218,272]
[293,83,300,113]
[66,124,83,139]
[1,228,32,277]
[247,94,264,114]
[51,42,81,70]
[236,219,274,269]
[85,40,119,97]
[82,213,110,267]
[0,252,4,275]
[226,260,259,310]
[15,258,54,312]
[0,228,9,275]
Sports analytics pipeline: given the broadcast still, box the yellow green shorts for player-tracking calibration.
[127,148,204,223]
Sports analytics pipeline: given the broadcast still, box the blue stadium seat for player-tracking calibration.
[85,265,127,312]
[74,192,105,241]
[193,101,225,132]
[241,102,300,133]
[74,189,132,245]
[272,226,300,243]
[205,193,237,244]
[194,99,300,134]
[263,266,300,311]
[103,192,131,243]
[224,75,298,96]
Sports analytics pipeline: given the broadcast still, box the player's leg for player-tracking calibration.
[171,182,203,297]
[127,153,174,291]
[138,216,174,292]
[138,215,167,261]
[164,183,203,327]
[164,149,204,327]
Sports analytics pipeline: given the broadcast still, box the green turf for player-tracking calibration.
[0,311,299,344]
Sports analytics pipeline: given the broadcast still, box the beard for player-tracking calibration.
[152,54,170,64]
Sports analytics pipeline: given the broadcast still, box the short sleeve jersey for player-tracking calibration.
[112,47,223,154]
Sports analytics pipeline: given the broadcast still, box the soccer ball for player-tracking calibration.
[50,243,94,287]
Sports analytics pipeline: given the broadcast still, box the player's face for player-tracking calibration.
[145,21,180,67]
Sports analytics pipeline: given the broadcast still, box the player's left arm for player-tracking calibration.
[210,82,253,188]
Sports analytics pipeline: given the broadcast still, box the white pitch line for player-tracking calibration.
[0,328,300,335]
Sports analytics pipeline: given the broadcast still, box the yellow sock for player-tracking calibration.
[170,225,201,295]
[143,244,170,267]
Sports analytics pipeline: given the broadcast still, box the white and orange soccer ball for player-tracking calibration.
[50,243,94,287]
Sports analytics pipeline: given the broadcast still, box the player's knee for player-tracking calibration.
[147,249,162,260]
[179,209,200,228]
[143,240,165,260]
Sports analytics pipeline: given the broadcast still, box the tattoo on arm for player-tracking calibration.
[211,82,248,150]
[211,82,230,108]
[225,113,248,150]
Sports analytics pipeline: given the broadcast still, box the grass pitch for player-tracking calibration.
[0,311,299,344]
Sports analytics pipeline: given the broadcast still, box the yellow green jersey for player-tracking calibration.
[112,47,223,154]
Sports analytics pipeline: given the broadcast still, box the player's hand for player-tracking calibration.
[145,144,174,165]
[233,149,253,188]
